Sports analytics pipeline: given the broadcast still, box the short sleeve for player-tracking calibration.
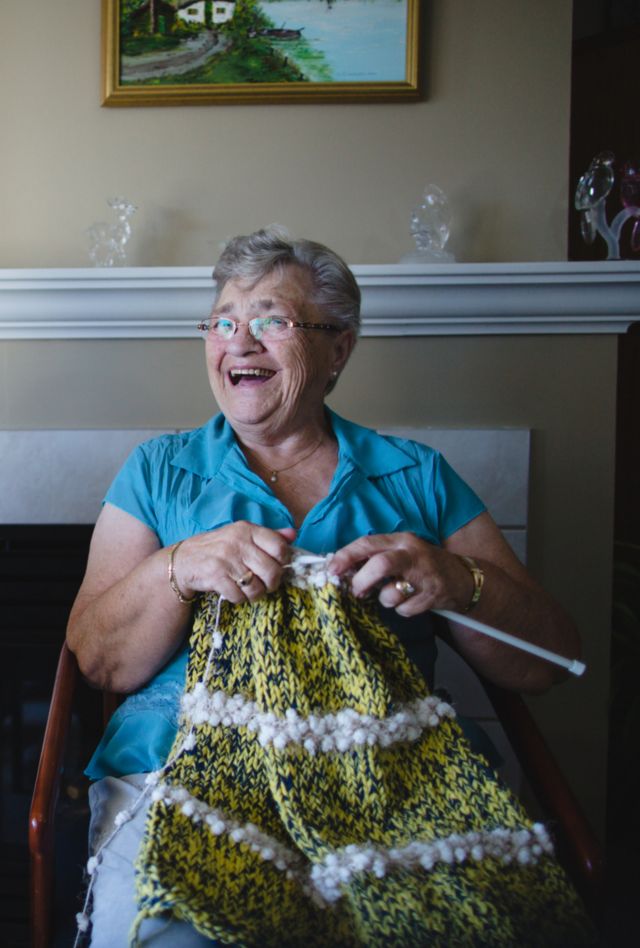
[430,452,486,540]
[104,442,160,535]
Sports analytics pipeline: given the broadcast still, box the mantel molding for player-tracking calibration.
[1,261,639,339]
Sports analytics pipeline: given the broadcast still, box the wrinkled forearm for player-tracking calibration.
[66,547,193,693]
[443,559,580,694]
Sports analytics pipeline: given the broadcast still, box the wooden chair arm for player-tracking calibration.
[102,689,123,728]
[482,681,605,913]
[28,642,79,948]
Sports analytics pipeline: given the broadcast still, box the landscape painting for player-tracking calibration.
[102,0,422,105]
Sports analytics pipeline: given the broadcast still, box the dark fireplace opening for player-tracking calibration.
[0,524,99,946]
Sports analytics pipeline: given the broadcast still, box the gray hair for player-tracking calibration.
[212,225,361,334]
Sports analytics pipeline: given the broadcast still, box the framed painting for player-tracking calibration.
[102,0,423,105]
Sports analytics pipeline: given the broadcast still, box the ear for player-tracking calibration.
[330,329,357,378]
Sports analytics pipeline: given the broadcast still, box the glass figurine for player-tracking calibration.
[401,185,455,263]
[575,152,640,259]
[88,197,137,267]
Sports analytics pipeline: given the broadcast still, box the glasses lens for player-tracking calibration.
[212,318,236,339]
[251,316,290,340]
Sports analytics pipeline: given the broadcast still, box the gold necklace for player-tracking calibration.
[257,435,326,484]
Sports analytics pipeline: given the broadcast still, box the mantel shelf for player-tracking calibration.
[1,261,639,339]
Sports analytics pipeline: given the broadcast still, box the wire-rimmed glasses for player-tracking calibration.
[197,315,341,342]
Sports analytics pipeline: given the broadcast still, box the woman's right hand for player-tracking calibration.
[171,521,297,604]
[67,506,296,692]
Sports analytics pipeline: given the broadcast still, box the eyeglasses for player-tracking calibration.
[197,315,341,342]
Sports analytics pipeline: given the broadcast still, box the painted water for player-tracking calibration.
[259,0,408,83]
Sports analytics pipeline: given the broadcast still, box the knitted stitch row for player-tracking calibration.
[130,553,594,946]
[148,779,555,904]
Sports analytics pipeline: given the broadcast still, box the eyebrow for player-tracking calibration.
[212,298,283,317]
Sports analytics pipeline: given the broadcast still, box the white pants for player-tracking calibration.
[88,774,219,947]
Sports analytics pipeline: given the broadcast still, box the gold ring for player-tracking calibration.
[395,579,416,597]
[235,570,254,588]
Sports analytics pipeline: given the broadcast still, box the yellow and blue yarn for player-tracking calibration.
[133,564,595,947]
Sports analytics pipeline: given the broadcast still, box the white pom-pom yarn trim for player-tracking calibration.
[310,823,555,903]
[181,686,455,753]
[153,783,317,896]
[155,782,554,906]
[284,552,341,589]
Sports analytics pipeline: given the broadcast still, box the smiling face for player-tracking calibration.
[204,265,355,442]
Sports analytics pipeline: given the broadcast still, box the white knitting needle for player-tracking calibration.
[434,609,586,677]
[285,555,587,677]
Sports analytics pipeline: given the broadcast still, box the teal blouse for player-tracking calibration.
[86,411,485,779]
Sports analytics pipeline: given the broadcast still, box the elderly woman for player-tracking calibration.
[68,227,583,946]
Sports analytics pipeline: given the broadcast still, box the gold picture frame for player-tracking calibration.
[102,0,423,106]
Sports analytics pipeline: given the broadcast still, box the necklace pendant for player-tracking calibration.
[270,471,278,483]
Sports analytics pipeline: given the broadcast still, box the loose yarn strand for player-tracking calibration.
[73,593,226,946]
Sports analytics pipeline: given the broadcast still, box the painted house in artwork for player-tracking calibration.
[129,2,177,35]
[177,1,236,26]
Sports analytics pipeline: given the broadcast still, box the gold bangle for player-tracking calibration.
[168,540,197,605]
[456,555,484,612]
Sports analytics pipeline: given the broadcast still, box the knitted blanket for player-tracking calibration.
[133,555,594,947]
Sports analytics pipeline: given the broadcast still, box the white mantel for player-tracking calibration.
[1,261,639,339]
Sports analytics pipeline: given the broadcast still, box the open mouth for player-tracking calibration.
[229,368,276,386]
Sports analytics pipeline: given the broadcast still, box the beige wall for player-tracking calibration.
[2,3,615,836]
[2,1,573,267]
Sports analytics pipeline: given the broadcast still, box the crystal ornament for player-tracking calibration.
[575,152,640,259]
[620,161,640,252]
[88,197,137,267]
[401,185,455,263]
[575,151,615,210]
[580,208,596,245]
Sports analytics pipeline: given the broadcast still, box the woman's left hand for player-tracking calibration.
[330,517,582,695]
[329,532,473,617]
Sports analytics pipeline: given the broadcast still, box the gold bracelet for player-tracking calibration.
[456,554,484,612]
[168,540,197,605]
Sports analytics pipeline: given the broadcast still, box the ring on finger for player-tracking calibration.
[235,569,254,588]
[395,579,416,598]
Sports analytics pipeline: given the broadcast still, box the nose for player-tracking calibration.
[226,321,264,353]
